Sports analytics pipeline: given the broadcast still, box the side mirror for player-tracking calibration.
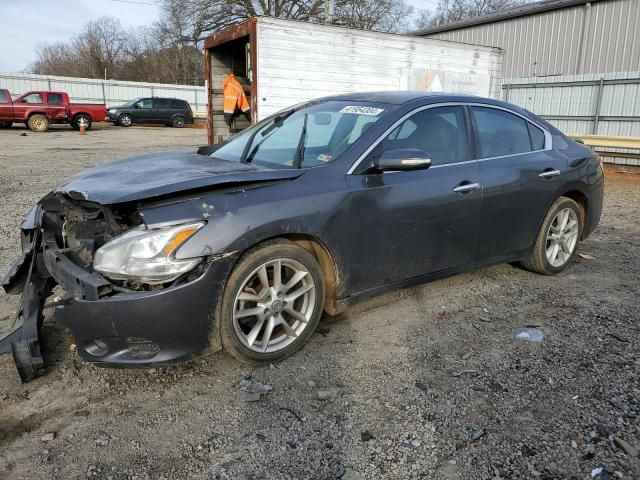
[375,149,432,172]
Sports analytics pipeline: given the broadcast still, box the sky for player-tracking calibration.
[0,0,162,72]
[0,0,439,73]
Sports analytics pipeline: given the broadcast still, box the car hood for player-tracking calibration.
[54,149,304,204]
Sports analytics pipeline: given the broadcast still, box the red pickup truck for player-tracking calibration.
[0,89,107,132]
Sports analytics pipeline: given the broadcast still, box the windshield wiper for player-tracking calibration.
[292,113,308,169]
[241,109,294,163]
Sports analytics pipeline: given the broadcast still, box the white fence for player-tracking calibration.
[503,71,640,166]
[0,73,207,114]
[503,71,640,138]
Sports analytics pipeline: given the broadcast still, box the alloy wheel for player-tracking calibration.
[233,258,316,353]
[545,207,579,267]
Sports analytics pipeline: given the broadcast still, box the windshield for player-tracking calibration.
[211,101,390,169]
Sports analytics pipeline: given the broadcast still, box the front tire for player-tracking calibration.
[27,114,49,132]
[118,113,132,127]
[520,196,583,275]
[220,240,325,365]
[172,115,185,128]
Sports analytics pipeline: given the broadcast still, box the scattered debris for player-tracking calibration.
[607,332,629,343]
[278,406,303,422]
[512,327,544,343]
[578,253,596,260]
[360,430,374,442]
[468,429,486,441]
[415,380,429,392]
[40,432,56,442]
[239,378,272,395]
[246,393,262,402]
[316,389,337,401]
[591,466,603,478]
[613,436,639,458]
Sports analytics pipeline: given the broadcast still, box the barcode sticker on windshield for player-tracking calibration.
[339,106,385,116]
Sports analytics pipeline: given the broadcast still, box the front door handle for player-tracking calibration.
[539,169,561,179]
[453,182,481,193]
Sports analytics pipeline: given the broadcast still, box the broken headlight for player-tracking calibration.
[93,222,204,284]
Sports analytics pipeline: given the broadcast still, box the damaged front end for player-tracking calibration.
[0,197,135,381]
[0,194,234,382]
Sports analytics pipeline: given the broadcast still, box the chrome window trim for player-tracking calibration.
[346,101,553,175]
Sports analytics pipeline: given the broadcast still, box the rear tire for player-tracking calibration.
[220,240,325,365]
[172,115,185,128]
[72,114,92,131]
[0,121,12,129]
[27,114,49,132]
[520,196,583,275]
[118,114,132,127]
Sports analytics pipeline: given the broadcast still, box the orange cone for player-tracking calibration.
[79,123,86,135]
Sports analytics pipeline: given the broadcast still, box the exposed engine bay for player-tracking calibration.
[42,195,137,271]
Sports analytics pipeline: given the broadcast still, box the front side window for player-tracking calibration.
[211,101,391,169]
[22,93,43,104]
[0,90,9,104]
[373,106,469,166]
[472,107,538,158]
[48,93,64,105]
[136,99,153,109]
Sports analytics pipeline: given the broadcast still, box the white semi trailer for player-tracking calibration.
[204,17,504,144]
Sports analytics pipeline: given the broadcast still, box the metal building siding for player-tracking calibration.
[425,7,577,77]
[424,0,640,78]
[255,17,503,119]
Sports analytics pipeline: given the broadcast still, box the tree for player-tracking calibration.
[415,0,530,29]
[156,0,414,44]
[31,17,131,79]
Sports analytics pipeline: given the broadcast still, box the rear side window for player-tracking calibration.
[48,93,64,105]
[472,107,534,158]
[528,122,546,150]
[155,98,172,109]
[171,99,187,109]
[0,90,9,104]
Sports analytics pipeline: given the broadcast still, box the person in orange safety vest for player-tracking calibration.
[223,73,251,127]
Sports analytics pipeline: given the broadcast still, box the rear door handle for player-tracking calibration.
[453,182,481,193]
[539,169,561,178]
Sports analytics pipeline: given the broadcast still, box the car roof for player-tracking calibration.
[321,91,507,107]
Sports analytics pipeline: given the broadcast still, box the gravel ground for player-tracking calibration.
[0,124,638,480]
